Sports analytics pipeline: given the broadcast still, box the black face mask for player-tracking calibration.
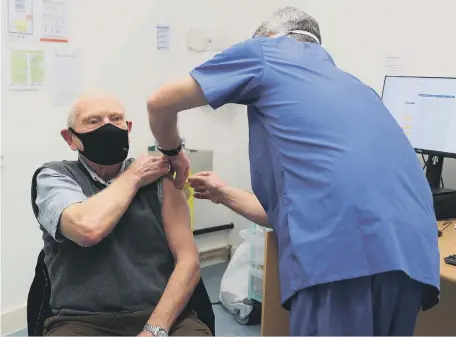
[69,123,129,165]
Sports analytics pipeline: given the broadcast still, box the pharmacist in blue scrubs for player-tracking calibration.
[146,7,440,336]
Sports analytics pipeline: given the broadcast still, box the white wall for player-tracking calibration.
[1,0,456,332]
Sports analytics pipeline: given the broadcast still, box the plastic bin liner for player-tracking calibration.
[219,241,251,314]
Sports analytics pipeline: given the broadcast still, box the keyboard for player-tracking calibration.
[444,255,456,266]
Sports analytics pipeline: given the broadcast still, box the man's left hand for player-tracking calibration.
[137,330,154,337]
[168,151,190,190]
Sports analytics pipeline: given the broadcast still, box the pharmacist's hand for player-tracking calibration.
[167,151,190,190]
[188,171,227,204]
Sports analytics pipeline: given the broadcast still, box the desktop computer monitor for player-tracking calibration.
[381,76,456,195]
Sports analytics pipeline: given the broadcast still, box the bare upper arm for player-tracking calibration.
[161,176,198,262]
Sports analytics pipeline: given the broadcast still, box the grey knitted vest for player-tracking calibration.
[31,159,175,315]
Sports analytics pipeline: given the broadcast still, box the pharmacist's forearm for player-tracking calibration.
[147,101,180,150]
[219,187,270,227]
[147,76,208,149]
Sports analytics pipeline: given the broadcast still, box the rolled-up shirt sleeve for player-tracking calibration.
[35,168,87,242]
[189,39,265,110]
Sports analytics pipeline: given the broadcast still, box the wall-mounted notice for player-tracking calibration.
[156,25,170,51]
[53,51,81,105]
[384,56,405,75]
[40,0,68,43]
[7,49,46,91]
[7,0,34,41]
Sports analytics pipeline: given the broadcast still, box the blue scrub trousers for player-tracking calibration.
[290,271,423,336]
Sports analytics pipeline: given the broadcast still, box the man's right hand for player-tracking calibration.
[127,154,170,187]
[188,171,227,204]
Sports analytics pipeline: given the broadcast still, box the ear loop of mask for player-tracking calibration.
[274,30,320,44]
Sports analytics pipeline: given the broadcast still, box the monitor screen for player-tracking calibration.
[381,76,456,157]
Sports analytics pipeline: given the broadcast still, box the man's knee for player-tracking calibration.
[44,322,97,336]
[43,316,110,336]
[170,311,212,336]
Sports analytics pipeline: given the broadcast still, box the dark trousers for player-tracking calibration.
[290,271,424,336]
[44,309,212,336]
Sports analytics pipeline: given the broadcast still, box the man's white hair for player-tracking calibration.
[67,105,79,129]
[66,90,124,129]
[253,7,321,44]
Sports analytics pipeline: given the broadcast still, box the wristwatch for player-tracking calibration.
[157,140,183,157]
[143,323,168,337]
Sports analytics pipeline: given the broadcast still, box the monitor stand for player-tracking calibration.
[425,155,456,196]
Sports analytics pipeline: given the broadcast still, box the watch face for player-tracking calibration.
[156,328,168,337]
[144,324,168,337]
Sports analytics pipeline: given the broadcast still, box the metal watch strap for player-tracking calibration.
[143,323,168,337]
[157,141,182,157]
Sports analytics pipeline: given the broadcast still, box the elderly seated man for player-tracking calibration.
[30,92,211,336]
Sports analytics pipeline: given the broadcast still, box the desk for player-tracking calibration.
[415,221,456,335]
[261,232,290,336]
[260,222,456,336]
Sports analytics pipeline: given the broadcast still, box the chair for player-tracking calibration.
[27,250,215,336]
[27,250,52,337]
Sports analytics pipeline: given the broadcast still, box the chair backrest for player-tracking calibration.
[27,250,215,336]
[27,250,52,336]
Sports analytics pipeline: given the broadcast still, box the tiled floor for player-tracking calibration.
[8,262,260,336]
[201,262,261,336]
[7,326,29,336]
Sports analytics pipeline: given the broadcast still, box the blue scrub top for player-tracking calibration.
[190,37,440,306]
